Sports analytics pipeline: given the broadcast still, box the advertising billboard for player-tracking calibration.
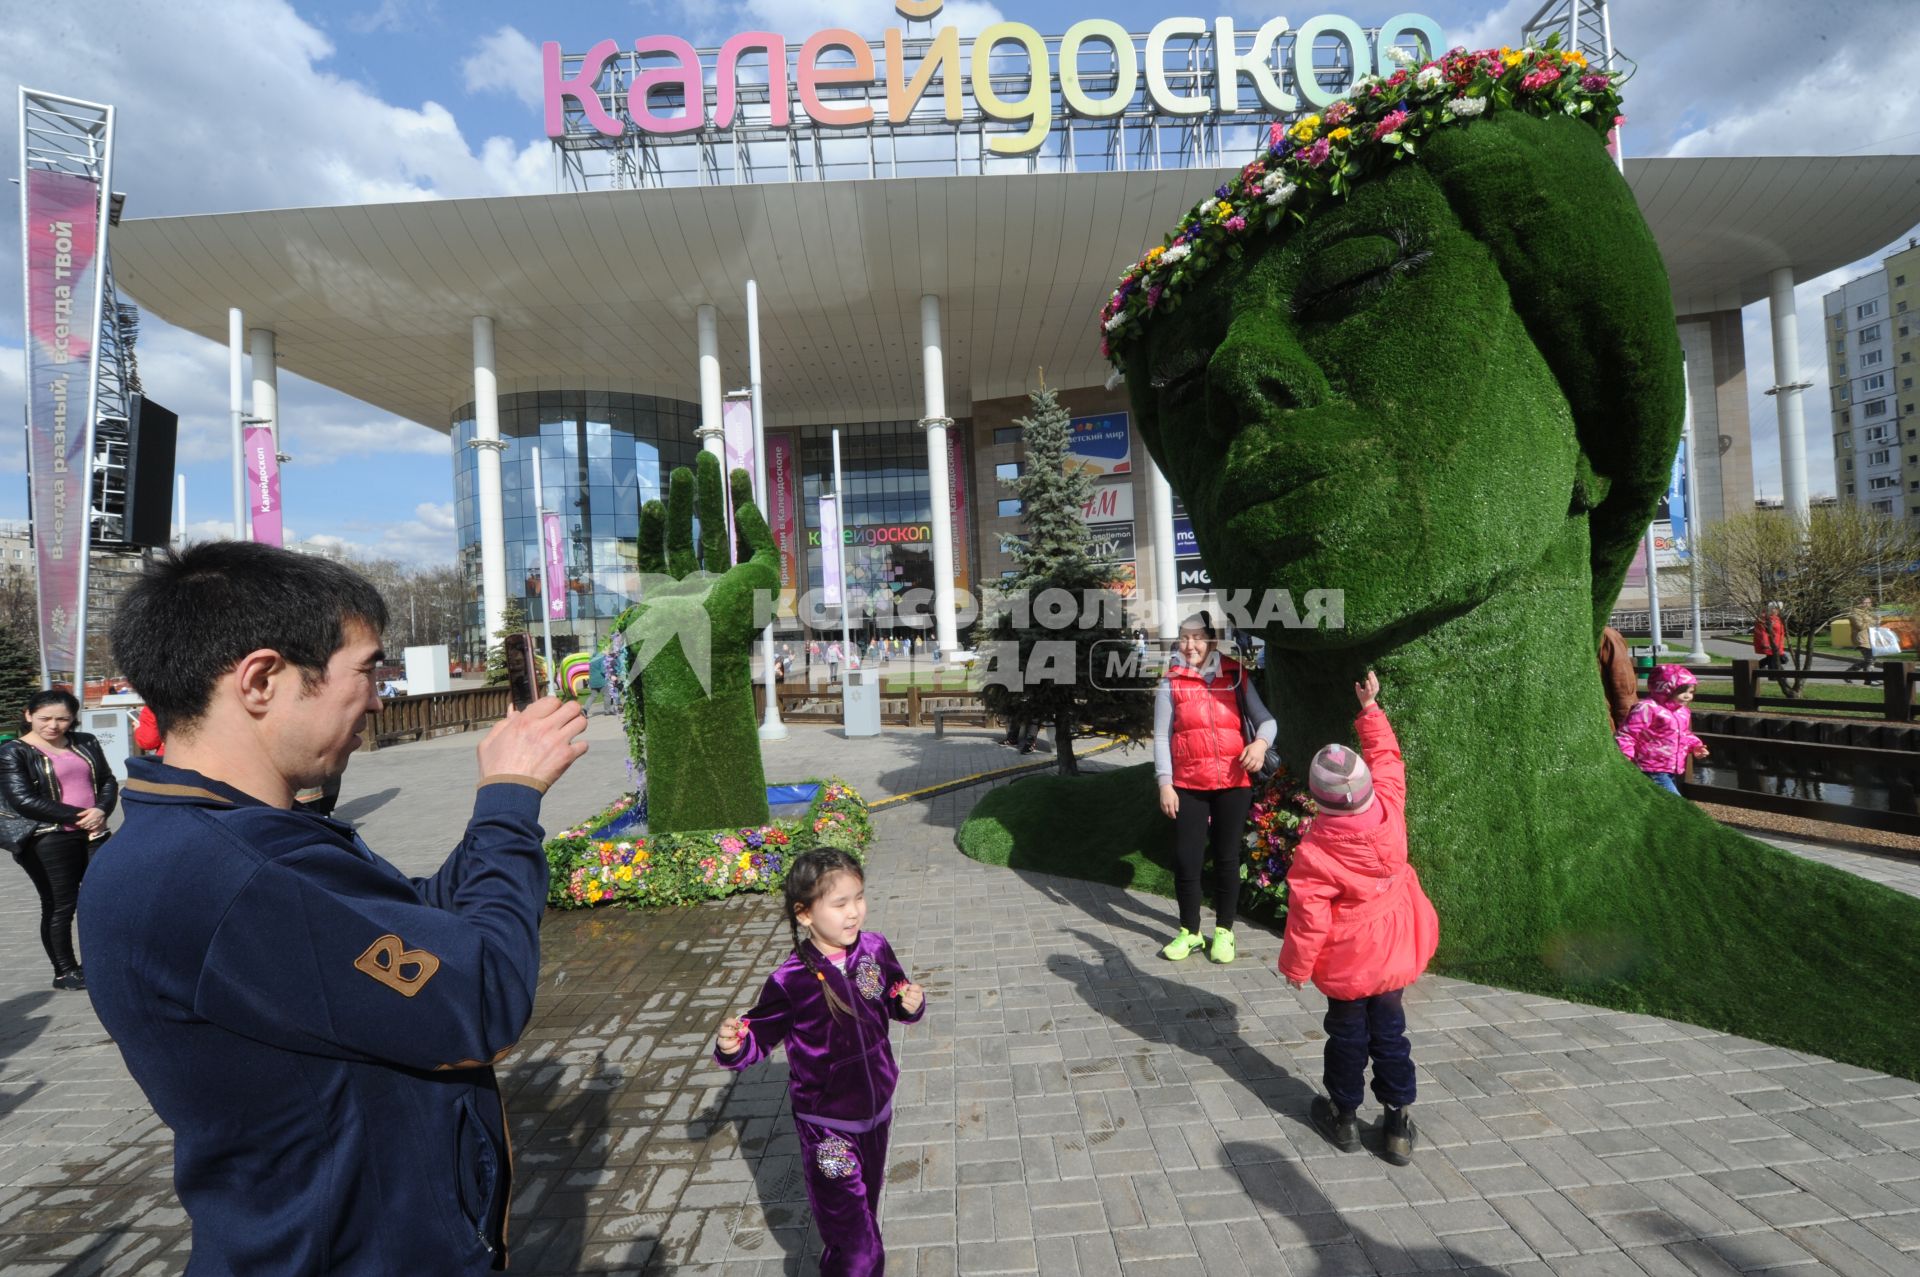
[1066,412,1131,478]
[23,166,106,672]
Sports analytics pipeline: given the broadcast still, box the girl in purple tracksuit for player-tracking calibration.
[716,850,925,1277]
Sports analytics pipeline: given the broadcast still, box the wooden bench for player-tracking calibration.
[932,706,991,737]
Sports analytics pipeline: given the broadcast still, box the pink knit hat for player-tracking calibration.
[1309,743,1374,813]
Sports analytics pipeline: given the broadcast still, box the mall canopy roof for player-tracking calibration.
[110,154,1920,432]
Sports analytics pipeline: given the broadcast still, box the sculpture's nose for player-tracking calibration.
[1205,321,1330,443]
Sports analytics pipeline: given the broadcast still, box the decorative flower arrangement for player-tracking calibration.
[545,779,871,909]
[1240,764,1318,913]
[1098,34,1625,369]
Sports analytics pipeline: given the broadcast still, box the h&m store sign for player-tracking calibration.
[543,3,1443,157]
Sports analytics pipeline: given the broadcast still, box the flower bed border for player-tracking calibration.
[545,779,872,909]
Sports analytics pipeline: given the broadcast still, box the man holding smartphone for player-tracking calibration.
[82,541,588,1274]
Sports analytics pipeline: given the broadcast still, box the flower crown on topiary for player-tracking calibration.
[1098,34,1627,369]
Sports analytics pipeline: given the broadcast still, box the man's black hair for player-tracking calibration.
[110,541,389,735]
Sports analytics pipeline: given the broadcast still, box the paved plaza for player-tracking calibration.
[2,718,1919,1275]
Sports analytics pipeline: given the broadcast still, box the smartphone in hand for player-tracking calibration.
[503,632,539,711]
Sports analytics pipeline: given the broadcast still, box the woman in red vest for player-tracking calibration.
[1154,612,1275,964]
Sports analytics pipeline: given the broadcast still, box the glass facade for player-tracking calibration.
[452,405,975,657]
[452,391,701,659]
[796,421,969,637]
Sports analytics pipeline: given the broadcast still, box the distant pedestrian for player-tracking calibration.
[1752,602,1790,694]
[1281,671,1438,1167]
[715,850,925,1277]
[133,703,165,757]
[1843,595,1882,685]
[1616,664,1707,796]
[827,641,842,682]
[0,690,118,991]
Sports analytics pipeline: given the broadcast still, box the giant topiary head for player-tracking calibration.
[1090,46,1920,1081]
[1107,43,1681,641]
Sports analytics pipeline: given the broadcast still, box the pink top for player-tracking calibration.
[48,748,95,832]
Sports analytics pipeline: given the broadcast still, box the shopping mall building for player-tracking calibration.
[106,6,1920,658]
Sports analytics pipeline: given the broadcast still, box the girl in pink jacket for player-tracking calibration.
[1615,664,1708,796]
[1280,671,1439,1166]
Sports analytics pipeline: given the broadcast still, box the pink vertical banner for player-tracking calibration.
[819,494,843,607]
[767,431,799,615]
[720,398,756,564]
[23,169,104,670]
[541,513,569,621]
[946,430,971,595]
[244,426,284,545]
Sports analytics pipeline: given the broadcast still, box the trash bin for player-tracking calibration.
[842,669,882,737]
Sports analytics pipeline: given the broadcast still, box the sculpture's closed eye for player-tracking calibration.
[1149,344,1208,409]
[1293,231,1431,324]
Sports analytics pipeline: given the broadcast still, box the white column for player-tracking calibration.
[248,328,279,453]
[228,308,246,539]
[472,316,509,652]
[1149,461,1179,640]
[920,294,959,654]
[749,279,788,740]
[697,304,724,459]
[1767,266,1811,522]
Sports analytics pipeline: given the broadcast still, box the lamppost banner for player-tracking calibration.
[721,397,755,564]
[244,425,284,545]
[767,431,799,615]
[947,430,971,594]
[541,512,569,621]
[819,494,842,607]
[23,168,104,672]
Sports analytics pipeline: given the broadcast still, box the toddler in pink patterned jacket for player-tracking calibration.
[1616,664,1708,796]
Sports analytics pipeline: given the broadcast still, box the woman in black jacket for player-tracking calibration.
[1,690,118,990]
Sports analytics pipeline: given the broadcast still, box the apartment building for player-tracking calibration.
[1827,239,1920,520]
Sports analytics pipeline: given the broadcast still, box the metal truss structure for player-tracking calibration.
[1521,0,1616,71]
[19,92,138,550]
[20,88,144,687]
[550,24,1409,192]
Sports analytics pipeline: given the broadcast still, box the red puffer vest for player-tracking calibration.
[1168,657,1250,791]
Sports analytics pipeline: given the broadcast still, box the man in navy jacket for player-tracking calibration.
[81,541,587,1274]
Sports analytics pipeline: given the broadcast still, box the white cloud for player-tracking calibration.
[346,0,435,37]
[656,0,1006,45]
[0,0,552,266]
[463,26,543,110]
[292,506,457,566]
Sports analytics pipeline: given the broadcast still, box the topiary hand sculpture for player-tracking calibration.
[624,451,778,834]
[1105,44,1920,1078]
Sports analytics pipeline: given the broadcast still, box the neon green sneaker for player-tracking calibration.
[1161,928,1208,961]
[1210,927,1236,964]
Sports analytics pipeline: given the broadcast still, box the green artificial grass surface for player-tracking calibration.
[956,763,1176,897]
[1085,106,1920,1079]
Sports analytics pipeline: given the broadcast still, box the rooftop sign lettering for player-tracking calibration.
[544,2,1443,158]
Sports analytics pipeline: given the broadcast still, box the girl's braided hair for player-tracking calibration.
[784,848,863,1020]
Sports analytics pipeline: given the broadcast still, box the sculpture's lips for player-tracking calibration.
[1223,467,1334,524]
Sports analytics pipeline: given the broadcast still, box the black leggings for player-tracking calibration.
[1173,786,1253,933]
[17,830,89,975]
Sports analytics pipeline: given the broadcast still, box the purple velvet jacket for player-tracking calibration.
[715,931,923,1132]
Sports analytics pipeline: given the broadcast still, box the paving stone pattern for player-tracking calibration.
[1,722,1917,1274]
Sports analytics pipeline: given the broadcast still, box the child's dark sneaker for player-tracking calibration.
[1310,1096,1360,1152]
[1381,1105,1416,1165]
